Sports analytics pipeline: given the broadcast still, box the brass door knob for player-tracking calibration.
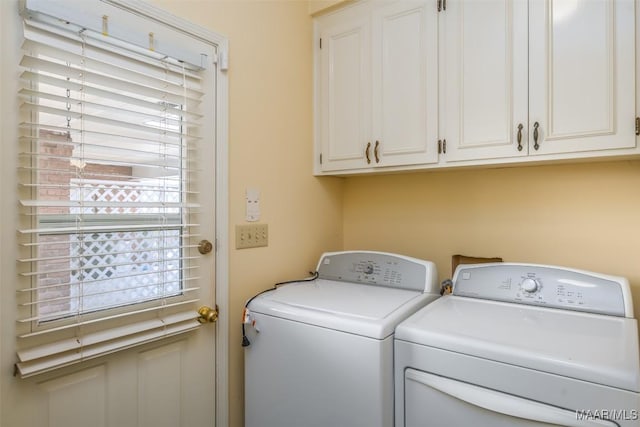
[197,305,218,323]
[198,239,213,254]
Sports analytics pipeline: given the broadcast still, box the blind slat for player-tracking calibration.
[19,155,187,175]
[21,103,195,139]
[20,286,200,309]
[21,183,198,196]
[18,166,197,183]
[20,122,202,143]
[19,152,188,170]
[18,311,199,363]
[19,244,199,263]
[21,32,203,82]
[20,71,203,120]
[20,200,199,209]
[20,233,202,248]
[20,55,203,100]
[21,256,199,278]
[17,299,200,337]
[16,316,202,378]
[19,88,200,129]
[19,223,200,235]
[19,273,199,294]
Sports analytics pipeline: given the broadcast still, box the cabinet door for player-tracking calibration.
[529,0,636,155]
[317,4,372,172]
[441,0,528,162]
[371,0,438,167]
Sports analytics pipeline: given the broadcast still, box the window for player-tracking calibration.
[15,0,215,377]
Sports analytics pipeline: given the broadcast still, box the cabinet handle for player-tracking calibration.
[374,140,380,163]
[365,142,371,164]
[516,123,523,151]
[533,122,540,150]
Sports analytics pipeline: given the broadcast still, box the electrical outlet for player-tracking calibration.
[235,224,269,249]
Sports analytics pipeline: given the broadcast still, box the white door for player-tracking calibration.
[441,0,528,162]
[371,0,438,167]
[317,2,372,172]
[0,1,221,426]
[528,0,636,155]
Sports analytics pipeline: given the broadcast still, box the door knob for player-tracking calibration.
[198,239,213,254]
[197,305,219,323]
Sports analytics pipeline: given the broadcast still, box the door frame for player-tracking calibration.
[0,0,230,425]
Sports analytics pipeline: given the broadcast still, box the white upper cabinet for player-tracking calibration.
[528,0,636,155]
[317,3,372,172]
[371,0,438,167]
[315,0,438,172]
[314,0,638,175]
[441,0,528,162]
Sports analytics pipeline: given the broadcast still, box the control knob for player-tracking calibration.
[363,264,374,275]
[521,278,540,293]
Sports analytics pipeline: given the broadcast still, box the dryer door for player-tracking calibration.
[404,369,617,427]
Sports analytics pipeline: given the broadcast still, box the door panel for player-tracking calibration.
[40,366,107,427]
[442,0,528,161]
[372,0,438,166]
[137,343,186,427]
[318,3,372,171]
[529,0,636,154]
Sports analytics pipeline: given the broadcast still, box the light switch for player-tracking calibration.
[236,224,268,249]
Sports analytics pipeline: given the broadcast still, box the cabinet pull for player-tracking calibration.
[438,139,442,154]
[365,142,371,164]
[516,123,523,151]
[374,140,380,163]
[533,122,540,150]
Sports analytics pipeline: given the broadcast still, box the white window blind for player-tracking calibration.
[16,8,207,378]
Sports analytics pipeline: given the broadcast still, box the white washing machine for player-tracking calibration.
[395,263,640,427]
[244,251,439,427]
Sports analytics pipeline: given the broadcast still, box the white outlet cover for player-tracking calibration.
[246,188,260,222]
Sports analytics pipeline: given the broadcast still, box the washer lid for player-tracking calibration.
[395,296,640,392]
[248,279,437,339]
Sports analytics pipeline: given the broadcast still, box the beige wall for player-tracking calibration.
[148,1,343,426]
[343,160,640,320]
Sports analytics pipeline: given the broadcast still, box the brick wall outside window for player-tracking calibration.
[35,130,132,320]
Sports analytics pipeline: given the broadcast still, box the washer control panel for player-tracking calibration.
[452,263,630,317]
[317,251,438,293]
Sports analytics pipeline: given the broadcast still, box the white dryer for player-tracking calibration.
[244,251,439,427]
[395,263,640,427]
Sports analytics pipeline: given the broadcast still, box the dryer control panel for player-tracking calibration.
[452,263,632,318]
[317,251,438,293]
